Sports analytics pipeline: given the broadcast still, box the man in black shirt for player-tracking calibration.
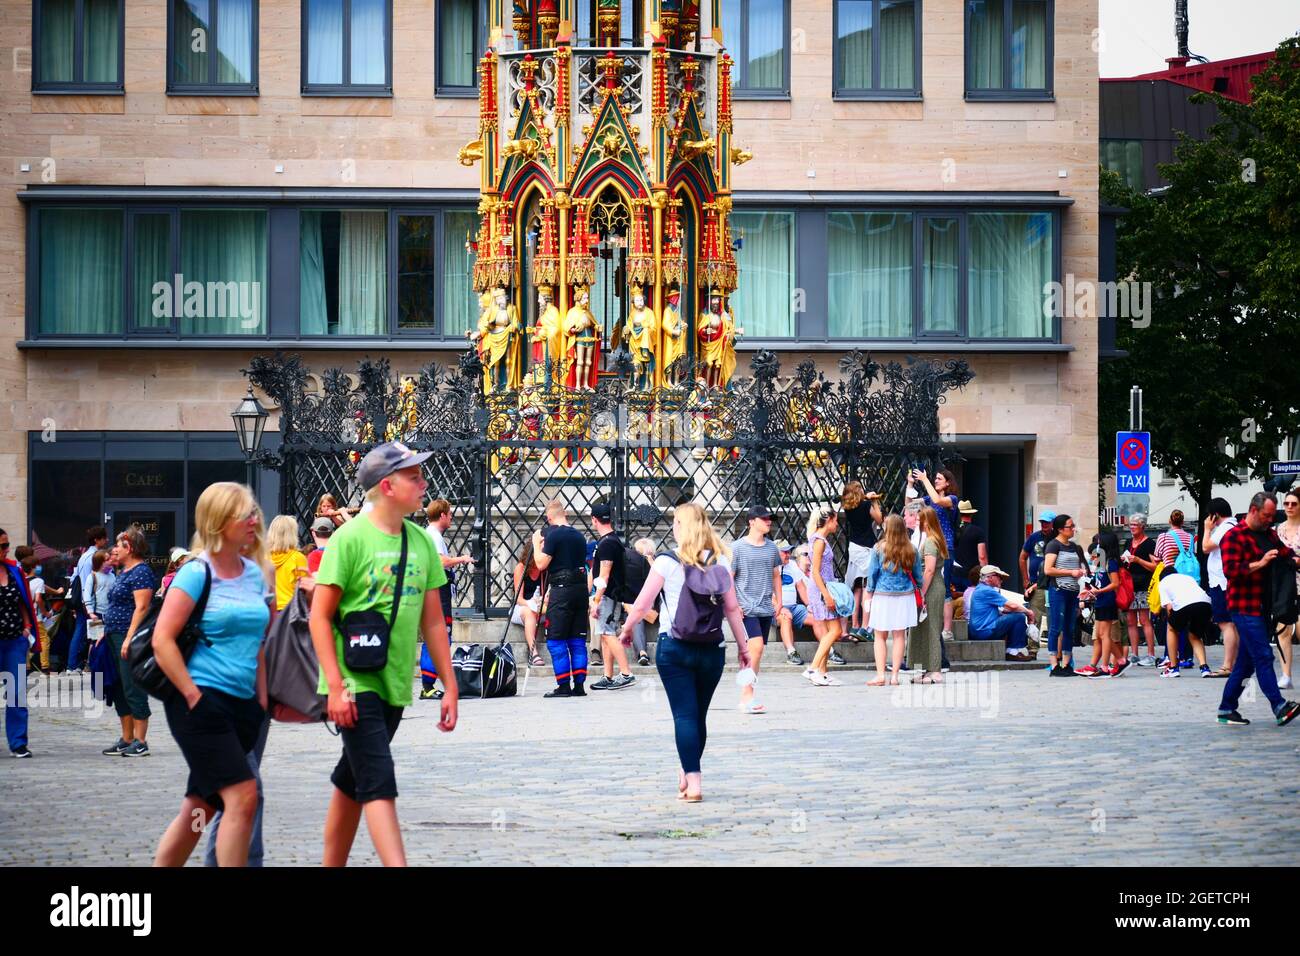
[953,501,989,584]
[532,500,590,698]
[589,503,635,691]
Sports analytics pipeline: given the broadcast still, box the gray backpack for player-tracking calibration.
[662,552,732,644]
[265,589,327,724]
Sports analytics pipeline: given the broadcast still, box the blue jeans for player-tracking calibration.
[67,610,89,671]
[1221,613,1286,715]
[1,637,28,751]
[546,637,588,687]
[971,613,1028,650]
[1048,588,1079,659]
[204,713,270,867]
[656,636,725,774]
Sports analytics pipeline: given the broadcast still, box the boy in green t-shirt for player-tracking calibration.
[310,441,459,866]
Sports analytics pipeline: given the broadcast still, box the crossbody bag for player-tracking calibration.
[336,525,408,672]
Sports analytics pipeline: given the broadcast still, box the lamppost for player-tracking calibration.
[231,387,269,490]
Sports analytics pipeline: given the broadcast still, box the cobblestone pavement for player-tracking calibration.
[3,648,1298,866]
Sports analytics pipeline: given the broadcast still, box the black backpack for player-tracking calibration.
[1272,560,1299,628]
[128,563,213,700]
[618,548,651,603]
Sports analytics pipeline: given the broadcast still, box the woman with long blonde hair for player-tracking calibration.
[619,502,751,803]
[153,481,274,866]
[265,515,306,612]
[864,514,923,686]
[910,507,949,684]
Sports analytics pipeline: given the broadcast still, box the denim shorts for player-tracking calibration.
[1209,586,1230,624]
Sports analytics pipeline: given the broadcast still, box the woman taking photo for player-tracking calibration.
[1276,490,1300,690]
[841,481,883,642]
[863,515,923,686]
[153,482,272,867]
[910,507,948,684]
[510,538,546,667]
[266,515,307,613]
[1043,514,1087,676]
[910,467,961,643]
[102,528,158,757]
[803,505,847,686]
[618,503,750,803]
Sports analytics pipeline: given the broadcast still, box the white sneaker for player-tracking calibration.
[1160,666,1181,678]
[1137,655,1157,667]
[808,671,837,686]
[802,668,817,683]
[941,630,955,641]
[1279,675,1294,690]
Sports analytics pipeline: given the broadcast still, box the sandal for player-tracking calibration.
[740,701,768,714]
[529,653,545,667]
[913,673,943,684]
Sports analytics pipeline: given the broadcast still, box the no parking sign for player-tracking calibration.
[1116,431,1151,494]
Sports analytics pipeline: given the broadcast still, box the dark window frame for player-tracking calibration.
[166,0,261,96]
[725,0,791,100]
[832,0,923,101]
[823,205,1060,344]
[435,0,486,97]
[31,0,126,93]
[963,0,1054,102]
[300,0,394,96]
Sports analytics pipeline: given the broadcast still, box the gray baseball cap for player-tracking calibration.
[310,516,335,536]
[356,441,434,492]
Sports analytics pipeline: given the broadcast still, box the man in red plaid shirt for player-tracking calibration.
[1217,492,1300,726]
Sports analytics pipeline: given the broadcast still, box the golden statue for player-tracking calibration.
[697,292,742,389]
[662,286,686,385]
[468,287,522,393]
[531,285,563,386]
[565,285,599,391]
[624,284,657,390]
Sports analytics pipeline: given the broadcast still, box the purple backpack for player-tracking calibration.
[663,552,732,644]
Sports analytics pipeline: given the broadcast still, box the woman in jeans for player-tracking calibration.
[619,502,750,803]
[153,482,272,867]
[864,515,923,686]
[1043,514,1087,676]
[102,528,158,757]
[910,507,948,684]
[0,528,39,757]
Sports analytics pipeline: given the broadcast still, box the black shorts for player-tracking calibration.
[331,692,404,804]
[1094,602,1119,622]
[163,687,265,809]
[742,615,773,644]
[1169,602,1213,642]
[545,583,589,641]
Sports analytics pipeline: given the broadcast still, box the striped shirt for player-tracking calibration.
[1045,539,1085,591]
[1155,528,1194,568]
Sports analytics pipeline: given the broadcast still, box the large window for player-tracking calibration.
[826,208,1055,340]
[437,0,485,93]
[834,0,920,99]
[301,210,388,335]
[178,210,268,334]
[38,208,124,334]
[730,211,795,337]
[33,0,124,92]
[302,0,391,94]
[441,210,479,337]
[722,0,788,96]
[966,0,1052,99]
[168,0,258,93]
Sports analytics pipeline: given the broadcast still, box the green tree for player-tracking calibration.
[1099,37,1300,521]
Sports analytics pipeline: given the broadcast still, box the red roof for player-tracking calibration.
[1101,52,1276,104]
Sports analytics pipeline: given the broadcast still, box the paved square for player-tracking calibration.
[3,648,1297,866]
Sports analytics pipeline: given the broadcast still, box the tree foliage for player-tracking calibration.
[1099,37,1300,509]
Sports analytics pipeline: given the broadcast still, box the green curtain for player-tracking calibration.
[1102,140,1143,191]
[746,0,785,89]
[217,0,254,84]
[440,0,476,87]
[133,213,171,329]
[879,0,914,89]
[1010,0,1046,89]
[442,210,478,337]
[828,212,912,338]
[300,211,329,335]
[836,1,872,91]
[172,0,208,86]
[337,211,387,335]
[85,0,121,83]
[731,211,794,337]
[179,209,267,335]
[921,217,958,333]
[968,212,1052,338]
[966,0,1003,90]
[39,0,75,82]
[39,209,123,334]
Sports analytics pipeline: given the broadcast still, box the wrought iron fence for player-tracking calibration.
[244,349,973,616]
